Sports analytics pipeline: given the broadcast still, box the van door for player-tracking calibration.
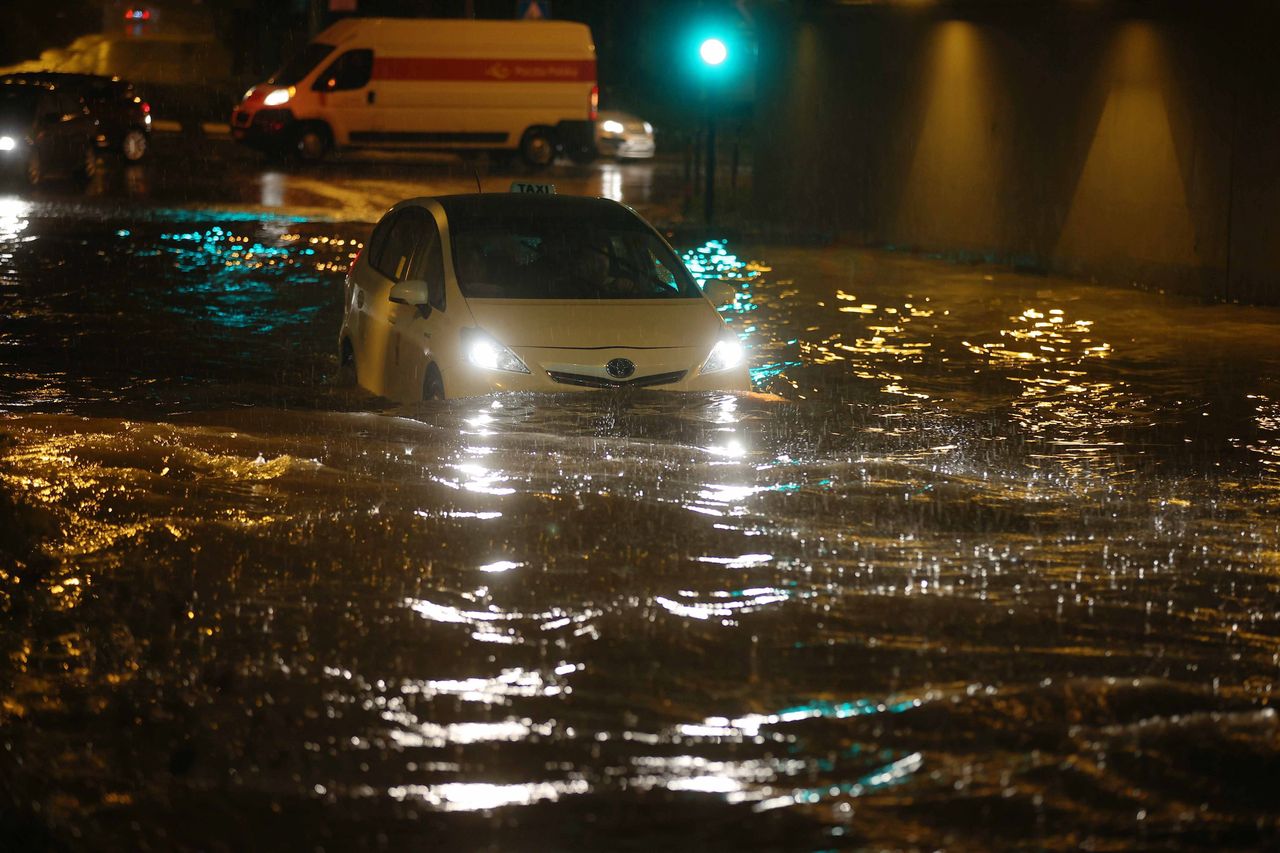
[310,48,374,145]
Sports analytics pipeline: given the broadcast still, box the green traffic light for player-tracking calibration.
[699,37,728,66]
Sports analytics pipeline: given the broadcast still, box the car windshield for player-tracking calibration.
[270,43,336,86]
[449,211,701,300]
[0,90,38,122]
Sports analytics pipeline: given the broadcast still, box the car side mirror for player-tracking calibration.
[389,279,431,311]
[704,279,736,308]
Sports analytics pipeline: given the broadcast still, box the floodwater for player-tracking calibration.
[2,196,1279,851]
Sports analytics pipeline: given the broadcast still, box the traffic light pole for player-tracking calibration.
[704,110,717,225]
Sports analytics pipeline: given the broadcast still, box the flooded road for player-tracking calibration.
[2,194,1279,850]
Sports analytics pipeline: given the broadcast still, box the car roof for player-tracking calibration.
[0,79,56,94]
[2,72,119,83]
[433,193,645,227]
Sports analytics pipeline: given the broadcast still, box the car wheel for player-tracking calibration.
[423,367,446,401]
[295,125,330,163]
[519,126,556,170]
[74,146,98,186]
[121,128,148,162]
[566,142,597,165]
[24,150,42,186]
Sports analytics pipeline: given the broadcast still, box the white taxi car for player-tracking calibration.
[339,189,749,401]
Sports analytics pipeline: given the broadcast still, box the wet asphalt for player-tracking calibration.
[0,138,1278,851]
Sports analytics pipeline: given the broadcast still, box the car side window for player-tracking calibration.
[647,249,680,293]
[406,216,446,312]
[365,211,397,275]
[35,93,58,123]
[56,92,83,119]
[371,207,431,282]
[313,49,373,92]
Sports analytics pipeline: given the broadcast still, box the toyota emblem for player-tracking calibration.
[605,358,636,379]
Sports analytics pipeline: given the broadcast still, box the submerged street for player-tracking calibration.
[2,151,1279,850]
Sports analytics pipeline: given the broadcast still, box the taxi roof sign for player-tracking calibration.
[510,181,557,194]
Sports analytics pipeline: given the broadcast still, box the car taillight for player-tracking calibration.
[589,84,598,121]
[141,101,150,114]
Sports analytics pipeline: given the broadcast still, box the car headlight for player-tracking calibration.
[643,121,653,134]
[262,87,294,107]
[600,119,625,135]
[699,338,744,375]
[0,136,16,152]
[464,330,530,374]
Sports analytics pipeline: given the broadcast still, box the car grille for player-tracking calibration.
[547,369,686,389]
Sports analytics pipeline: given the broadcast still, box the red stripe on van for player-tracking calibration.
[372,57,596,83]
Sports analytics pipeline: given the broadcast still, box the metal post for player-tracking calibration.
[704,115,717,225]
[692,130,702,192]
[730,134,739,195]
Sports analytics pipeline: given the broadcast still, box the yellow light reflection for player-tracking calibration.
[1055,22,1199,271]
[893,20,1008,251]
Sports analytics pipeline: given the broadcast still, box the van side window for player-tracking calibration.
[313,49,373,92]
[372,207,431,282]
[407,217,446,312]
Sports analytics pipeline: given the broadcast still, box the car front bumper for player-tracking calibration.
[230,108,296,150]
[598,133,655,159]
[440,357,751,398]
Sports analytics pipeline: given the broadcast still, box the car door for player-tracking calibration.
[395,212,449,400]
[311,48,374,144]
[53,91,90,169]
[33,92,68,169]
[353,206,435,398]
[354,208,409,397]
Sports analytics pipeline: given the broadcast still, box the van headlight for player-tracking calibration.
[464,330,530,374]
[699,338,744,375]
[262,87,294,107]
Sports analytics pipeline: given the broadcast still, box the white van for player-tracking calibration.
[231,18,598,166]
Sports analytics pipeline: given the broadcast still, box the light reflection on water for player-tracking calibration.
[2,208,1280,848]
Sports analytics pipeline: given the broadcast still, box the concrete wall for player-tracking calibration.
[753,1,1280,303]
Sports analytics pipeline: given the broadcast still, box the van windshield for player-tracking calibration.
[450,212,701,301]
[269,43,335,86]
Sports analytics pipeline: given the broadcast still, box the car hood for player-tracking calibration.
[464,299,723,350]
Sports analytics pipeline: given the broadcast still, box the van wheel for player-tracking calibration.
[423,366,446,401]
[519,127,556,169]
[295,124,331,163]
[121,128,148,162]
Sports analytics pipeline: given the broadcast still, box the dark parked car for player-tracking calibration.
[0,81,99,186]
[1,72,151,161]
